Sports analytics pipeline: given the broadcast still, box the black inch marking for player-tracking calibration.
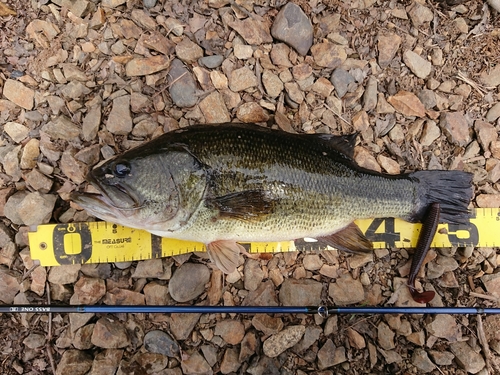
[53,224,92,265]
[364,218,401,247]
[151,235,162,259]
[447,222,479,247]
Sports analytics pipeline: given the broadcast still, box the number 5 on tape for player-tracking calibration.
[29,208,499,267]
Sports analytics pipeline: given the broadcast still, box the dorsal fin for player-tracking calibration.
[312,133,358,159]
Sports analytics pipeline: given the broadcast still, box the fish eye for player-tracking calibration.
[113,162,131,177]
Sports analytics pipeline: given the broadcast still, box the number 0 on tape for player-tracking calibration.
[29,208,500,267]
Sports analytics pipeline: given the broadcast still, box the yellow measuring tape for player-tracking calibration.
[29,208,499,267]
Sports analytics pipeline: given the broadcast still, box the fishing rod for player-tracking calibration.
[2,305,500,316]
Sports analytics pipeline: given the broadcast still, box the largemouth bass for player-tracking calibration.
[72,123,473,273]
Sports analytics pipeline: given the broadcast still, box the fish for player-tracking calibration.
[71,123,473,275]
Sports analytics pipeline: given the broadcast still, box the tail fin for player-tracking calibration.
[408,170,473,224]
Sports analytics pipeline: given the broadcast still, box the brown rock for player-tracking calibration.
[439,112,470,146]
[236,102,269,123]
[474,120,497,152]
[328,273,365,305]
[42,115,81,141]
[125,55,170,77]
[378,33,401,68]
[73,276,106,304]
[251,314,284,335]
[347,328,366,349]
[263,325,305,358]
[262,70,283,98]
[3,79,34,110]
[476,194,500,208]
[227,16,272,45]
[175,38,203,63]
[199,91,231,123]
[17,192,57,226]
[88,349,123,375]
[20,139,39,169]
[220,347,240,374]
[388,91,426,117]
[377,322,395,350]
[91,318,130,348]
[214,319,245,345]
[229,67,258,92]
[4,122,29,143]
[311,42,347,69]
[55,350,93,375]
[104,288,145,305]
[181,351,213,375]
[450,341,486,373]
[0,267,21,303]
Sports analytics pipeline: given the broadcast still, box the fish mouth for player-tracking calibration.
[71,173,142,218]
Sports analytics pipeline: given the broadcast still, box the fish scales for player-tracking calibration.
[72,123,473,273]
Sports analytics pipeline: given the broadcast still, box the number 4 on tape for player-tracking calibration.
[29,208,498,267]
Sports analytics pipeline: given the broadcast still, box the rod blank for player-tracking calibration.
[2,305,500,315]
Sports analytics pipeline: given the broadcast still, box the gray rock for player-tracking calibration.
[271,3,313,56]
[403,50,432,79]
[450,341,486,373]
[317,339,336,369]
[107,95,132,135]
[377,322,395,350]
[486,102,500,122]
[4,122,29,143]
[330,68,355,98]
[82,105,101,142]
[168,59,198,108]
[279,278,322,306]
[42,115,81,141]
[244,259,264,291]
[418,89,437,109]
[426,314,462,342]
[293,326,322,352]
[23,333,46,349]
[132,259,164,279]
[168,263,210,302]
[199,55,224,69]
[144,330,179,357]
[17,192,57,226]
[412,349,436,373]
[480,64,500,87]
[363,76,378,111]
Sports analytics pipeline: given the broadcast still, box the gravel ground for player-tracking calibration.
[1,0,500,374]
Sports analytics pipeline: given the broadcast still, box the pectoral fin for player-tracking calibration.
[206,240,244,274]
[207,190,275,221]
[318,222,373,253]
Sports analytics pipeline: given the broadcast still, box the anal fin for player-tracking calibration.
[206,240,244,274]
[318,222,373,253]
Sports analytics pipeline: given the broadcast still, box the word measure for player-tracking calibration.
[29,208,499,267]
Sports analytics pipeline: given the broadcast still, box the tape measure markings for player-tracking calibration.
[29,208,500,267]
